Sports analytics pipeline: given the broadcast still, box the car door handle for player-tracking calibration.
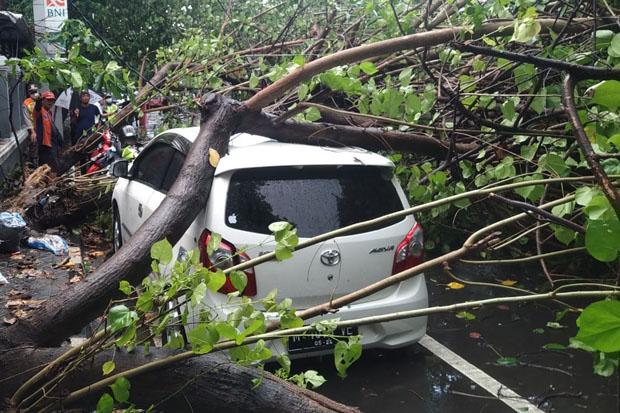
[138,203,143,218]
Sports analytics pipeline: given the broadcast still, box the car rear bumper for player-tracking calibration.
[266,275,428,358]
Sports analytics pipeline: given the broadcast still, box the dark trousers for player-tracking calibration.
[38,145,60,173]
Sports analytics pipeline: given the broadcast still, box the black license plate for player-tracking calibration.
[288,326,359,354]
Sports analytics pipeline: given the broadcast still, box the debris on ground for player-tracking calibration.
[4,289,45,319]
[0,272,7,285]
[0,211,26,253]
[26,234,69,255]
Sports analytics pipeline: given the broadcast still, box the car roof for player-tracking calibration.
[159,127,394,175]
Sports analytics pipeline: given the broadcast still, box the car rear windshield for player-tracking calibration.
[225,166,405,237]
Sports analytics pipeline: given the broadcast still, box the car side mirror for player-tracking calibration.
[111,160,129,178]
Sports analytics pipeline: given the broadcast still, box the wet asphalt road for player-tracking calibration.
[293,263,618,412]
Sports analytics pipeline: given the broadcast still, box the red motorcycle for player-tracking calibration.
[85,128,121,174]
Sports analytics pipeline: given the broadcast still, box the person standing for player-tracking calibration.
[22,83,39,166]
[70,90,100,145]
[33,91,62,173]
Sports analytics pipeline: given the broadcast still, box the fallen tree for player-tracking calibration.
[2,2,620,411]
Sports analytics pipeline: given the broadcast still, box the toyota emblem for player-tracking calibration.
[320,250,341,266]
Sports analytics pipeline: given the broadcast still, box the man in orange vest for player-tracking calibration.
[22,83,39,165]
[33,91,62,173]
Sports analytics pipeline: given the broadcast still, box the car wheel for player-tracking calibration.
[113,207,123,253]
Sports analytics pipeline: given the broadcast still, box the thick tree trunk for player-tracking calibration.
[0,347,358,413]
[243,111,475,157]
[0,94,245,348]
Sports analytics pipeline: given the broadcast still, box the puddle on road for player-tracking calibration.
[292,346,512,413]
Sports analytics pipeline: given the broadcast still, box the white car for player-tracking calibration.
[111,127,428,355]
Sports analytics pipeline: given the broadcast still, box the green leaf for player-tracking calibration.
[275,244,293,261]
[188,324,219,354]
[136,289,153,312]
[249,73,259,88]
[575,187,600,206]
[230,271,248,293]
[593,80,620,111]
[405,94,422,115]
[511,17,541,43]
[398,67,412,87]
[70,71,83,89]
[109,377,130,403]
[501,99,516,121]
[269,221,290,232]
[543,343,566,350]
[593,352,619,377]
[151,239,173,265]
[96,393,114,413]
[206,269,227,292]
[108,305,138,333]
[359,61,378,75]
[596,30,614,51]
[496,356,519,366]
[303,370,326,388]
[334,337,362,378]
[601,159,620,176]
[207,232,222,256]
[298,83,309,100]
[608,33,620,57]
[608,134,620,150]
[281,312,304,329]
[215,322,238,340]
[119,280,132,296]
[532,328,545,334]
[520,145,538,161]
[305,106,321,121]
[455,311,476,320]
[584,196,614,221]
[551,201,574,217]
[237,317,265,345]
[116,324,136,347]
[576,300,620,352]
[102,360,115,375]
[586,218,620,262]
[191,281,207,307]
[293,55,305,66]
[552,224,577,245]
[513,176,544,201]
[540,153,568,176]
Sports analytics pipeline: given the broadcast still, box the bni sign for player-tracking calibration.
[33,0,68,55]
[45,0,67,18]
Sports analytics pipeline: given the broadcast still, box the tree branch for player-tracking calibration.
[453,42,620,81]
[489,193,585,234]
[562,74,620,216]
[243,19,590,111]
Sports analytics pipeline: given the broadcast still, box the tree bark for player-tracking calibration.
[0,347,358,413]
[242,111,468,157]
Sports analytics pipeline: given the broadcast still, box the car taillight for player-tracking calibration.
[198,230,257,297]
[392,223,424,274]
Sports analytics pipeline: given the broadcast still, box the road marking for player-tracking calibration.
[419,335,544,413]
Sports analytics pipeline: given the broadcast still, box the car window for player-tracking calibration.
[225,166,405,237]
[132,143,175,190]
[161,150,185,192]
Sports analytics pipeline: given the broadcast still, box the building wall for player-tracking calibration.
[0,65,26,139]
